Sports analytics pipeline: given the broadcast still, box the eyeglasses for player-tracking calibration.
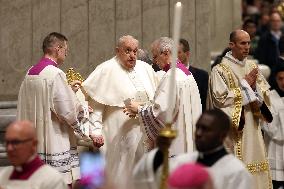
[5,138,33,147]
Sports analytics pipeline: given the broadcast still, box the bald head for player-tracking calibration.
[6,120,36,139]
[230,29,249,43]
[5,121,38,166]
[229,30,250,61]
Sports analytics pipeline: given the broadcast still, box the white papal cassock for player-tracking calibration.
[82,57,158,188]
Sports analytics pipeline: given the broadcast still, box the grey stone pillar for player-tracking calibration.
[210,0,242,56]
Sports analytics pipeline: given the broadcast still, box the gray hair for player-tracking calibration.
[156,37,174,53]
[117,35,139,47]
[137,49,152,65]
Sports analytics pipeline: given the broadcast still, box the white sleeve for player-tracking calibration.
[51,72,87,138]
[262,108,284,141]
[88,98,105,136]
[240,79,262,106]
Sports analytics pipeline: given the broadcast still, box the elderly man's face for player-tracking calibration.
[195,114,224,152]
[116,39,138,70]
[276,71,284,91]
[5,125,36,166]
[230,31,251,61]
[151,47,171,70]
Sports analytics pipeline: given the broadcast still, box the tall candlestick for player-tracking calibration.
[166,2,182,124]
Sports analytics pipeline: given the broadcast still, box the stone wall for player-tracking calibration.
[210,0,242,56]
[0,0,211,101]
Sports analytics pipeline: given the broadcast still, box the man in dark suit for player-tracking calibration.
[178,38,208,111]
[255,12,282,70]
[269,35,284,92]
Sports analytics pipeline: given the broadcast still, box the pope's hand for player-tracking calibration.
[70,80,82,92]
[90,135,104,148]
[123,107,137,118]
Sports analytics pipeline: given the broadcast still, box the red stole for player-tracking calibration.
[9,155,45,180]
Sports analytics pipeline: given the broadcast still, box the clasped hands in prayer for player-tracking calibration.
[244,68,258,90]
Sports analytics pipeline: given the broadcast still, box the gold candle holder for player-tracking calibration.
[66,68,84,85]
[158,123,177,189]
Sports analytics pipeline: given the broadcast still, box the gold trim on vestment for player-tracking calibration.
[218,64,243,161]
[218,64,243,131]
[247,160,269,174]
[235,132,243,160]
[218,63,272,188]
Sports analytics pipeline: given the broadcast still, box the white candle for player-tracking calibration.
[166,2,182,124]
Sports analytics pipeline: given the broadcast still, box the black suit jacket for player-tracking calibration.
[269,57,284,91]
[188,66,209,112]
[255,32,279,69]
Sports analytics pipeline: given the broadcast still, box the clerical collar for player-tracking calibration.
[224,51,246,66]
[197,145,228,167]
[14,154,37,172]
[10,155,45,180]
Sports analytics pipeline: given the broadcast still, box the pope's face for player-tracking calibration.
[116,39,138,70]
